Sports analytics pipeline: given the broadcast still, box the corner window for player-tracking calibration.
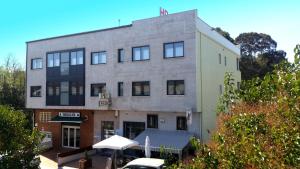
[118,49,125,63]
[167,80,184,95]
[71,50,84,65]
[91,83,106,97]
[31,58,43,69]
[132,81,150,96]
[219,54,222,64]
[47,53,60,67]
[91,51,107,64]
[164,41,184,58]
[118,82,124,96]
[177,116,187,130]
[132,46,150,61]
[30,86,41,97]
[147,114,158,129]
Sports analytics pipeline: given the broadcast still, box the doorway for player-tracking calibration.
[101,121,115,140]
[123,122,145,139]
[62,125,80,148]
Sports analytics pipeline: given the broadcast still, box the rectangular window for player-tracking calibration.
[167,80,185,95]
[219,85,223,95]
[118,82,124,96]
[237,58,240,70]
[60,81,69,105]
[91,83,106,97]
[91,51,107,64]
[47,53,60,67]
[177,116,187,130]
[147,114,158,129]
[47,82,60,96]
[71,82,84,96]
[224,56,227,66]
[31,86,41,97]
[132,46,150,61]
[132,81,150,96]
[71,50,84,65]
[219,54,222,64]
[31,58,43,69]
[39,112,51,123]
[118,49,125,63]
[60,52,69,76]
[164,42,184,58]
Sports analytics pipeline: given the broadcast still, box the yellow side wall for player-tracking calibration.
[196,31,241,141]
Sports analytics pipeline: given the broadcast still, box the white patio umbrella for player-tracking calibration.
[93,135,139,169]
[145,136,151,158]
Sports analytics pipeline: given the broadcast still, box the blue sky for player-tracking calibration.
[0,0,299,67]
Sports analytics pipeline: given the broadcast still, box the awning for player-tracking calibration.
[133,129,194,154]
[49,115,85,123]
[93,135,139,150]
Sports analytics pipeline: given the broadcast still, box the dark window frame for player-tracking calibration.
[219,53,222,64]
[118,82,124,96]
[70,50,84,65]
[163,41,184,58]
[91,83,106,97]
[167,80,185,95]
[31,58,43,70]
[132,81,150,96]
[91,51,107,65]
[176,116,187,130]
[30,86,42,97]
[118,49,125,63]
[132,45,150,61]
[147,114,158,129]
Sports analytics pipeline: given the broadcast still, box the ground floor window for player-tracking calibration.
[123,122,145,139]
[101,121,114,140]
[177,116,187,130]
[62,125,80,148]
[147,114,158,129]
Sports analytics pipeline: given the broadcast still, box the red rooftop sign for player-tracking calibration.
[160,7,168,16]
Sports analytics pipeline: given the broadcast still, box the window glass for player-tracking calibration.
[147,115,158,128]
[47,54,54,67]
[133,84,142,96]
[167,81,175,95]
[32,58,42,69]
[132,81,150,96]
[71,83,77,95]
[118,82,123,96]
[91,84,106,96]
[174,42,184,57]
[77,51,83,64]
[48,86,54,96]
[133,48,141,60]
[60,63,69,76]
[118,49,124,62]
[143,84,150,95]
[165,44,174,58]
[177,116,187,130]
[31,86,41,97]
[61,52,69,63]
[167,80,184,95]
[71,52,77,65]
[142,47,149,60]
[60,92,69,105]
[92,53,99,64]
[219,54,222,64]
[61,82,69,92]
[54,53,60,66]
[55,86,60,96]
[79,85,83,95]
[99,52,107,63]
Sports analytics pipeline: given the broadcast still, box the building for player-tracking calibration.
[26,10,241,151]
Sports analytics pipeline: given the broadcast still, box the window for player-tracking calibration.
[118,49,125,63]
[147,114,158,129]
[31,58,42,69]
[164,41,184,58]
[60,81,69,105]
[71,50,83,65]
[118,82,124,96]
[167,80,184,95]
[47,53,60,67]
[219,54,222,64]
[71,82,84,96]
[224,56,227,66]
[91,51,107,64]
[91,83,106,97]
[177,116,187,130]
[30,86,41,97]
[132,81,150,96]
[39,112,51,123]
[60,52,69,76]
[237,58,240,70]
[219,85,223,95]
[47,82,60,96]
[132,46,150,61]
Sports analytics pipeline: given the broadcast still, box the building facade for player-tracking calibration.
[26,10,241,150]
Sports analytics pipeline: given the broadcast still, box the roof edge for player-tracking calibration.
[26,24,132,43]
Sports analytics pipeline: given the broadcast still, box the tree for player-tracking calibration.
[0,105,42,169]
[215,27,235,44]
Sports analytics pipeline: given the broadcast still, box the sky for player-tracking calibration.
[0,0,299,67]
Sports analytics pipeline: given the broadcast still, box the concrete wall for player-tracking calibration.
[26,10,198,113]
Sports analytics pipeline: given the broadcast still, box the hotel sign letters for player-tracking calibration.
[59,112,80,117]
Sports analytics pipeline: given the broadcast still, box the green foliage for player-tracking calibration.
[159,146,177,166]
[215,27,235,44]
[172,45,300,169]
[0,105,43,169]
[217,72,239,114]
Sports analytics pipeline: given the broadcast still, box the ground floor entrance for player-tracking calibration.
[123,122,145,139]
[62,125,80,148]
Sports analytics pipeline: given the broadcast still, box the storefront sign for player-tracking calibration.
[59,112,80,117]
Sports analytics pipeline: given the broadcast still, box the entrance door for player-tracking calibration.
[62,125,80,148]
[101,121,114,140]
[123,122,145,139]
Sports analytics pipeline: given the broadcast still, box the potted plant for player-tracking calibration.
[79,150,92,169]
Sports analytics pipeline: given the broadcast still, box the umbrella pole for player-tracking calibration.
[114,150,117,169]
